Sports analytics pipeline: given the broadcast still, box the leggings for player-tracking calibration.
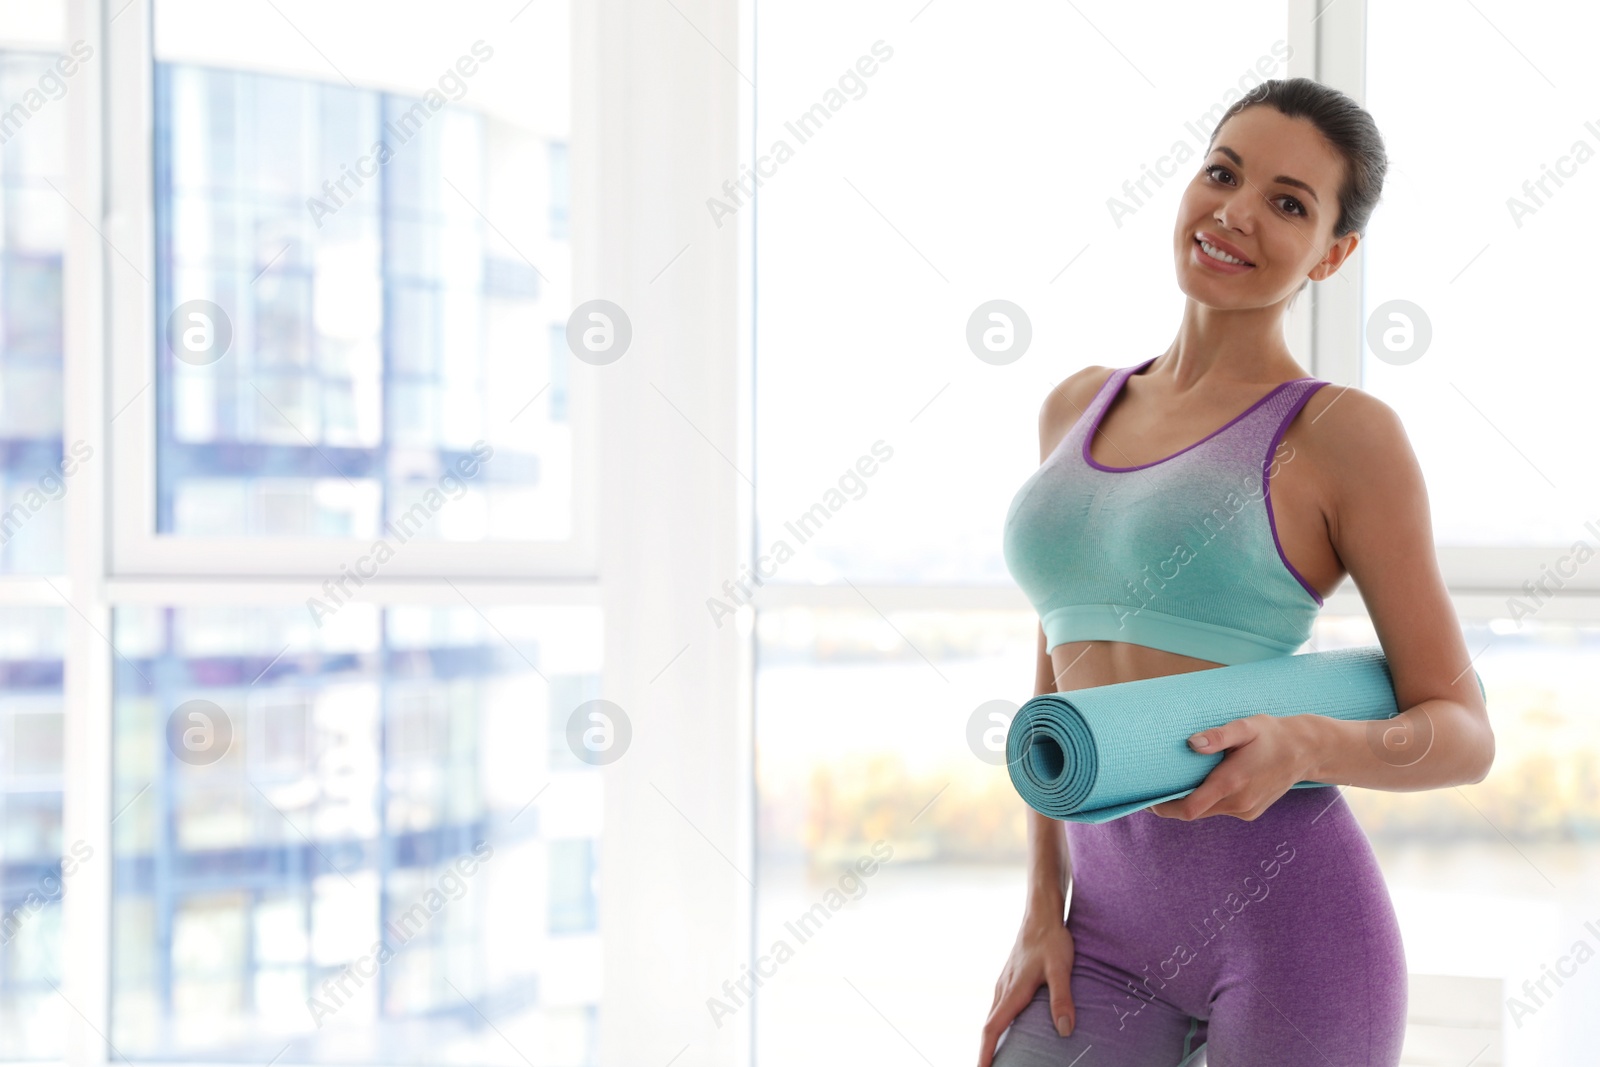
[992,787,1408,1067]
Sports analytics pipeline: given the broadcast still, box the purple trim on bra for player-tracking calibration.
[1263,379,1332,607]
[1081,357,1316,473]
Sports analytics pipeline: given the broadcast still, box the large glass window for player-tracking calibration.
[0,608,66,1060]
[152,9,571,542]
[85,3,597,1057]
[1364,2,1598,545]
[0,10,72,1061]
[110,603,601,1061]
[0,49,68,575]
[150,35,572,543]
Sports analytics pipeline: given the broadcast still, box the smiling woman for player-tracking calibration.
[982,77,1497,1067]
[1179,80,1390,311]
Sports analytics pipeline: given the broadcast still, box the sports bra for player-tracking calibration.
[1002,356,1333,666]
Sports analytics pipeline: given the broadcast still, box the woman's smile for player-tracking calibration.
[1192,234,1256,274]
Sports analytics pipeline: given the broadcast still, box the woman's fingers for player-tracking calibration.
[1044,961,1076,1037]
[976,980,1037,1067]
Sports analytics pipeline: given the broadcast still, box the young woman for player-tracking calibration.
[981,78,1495,1067]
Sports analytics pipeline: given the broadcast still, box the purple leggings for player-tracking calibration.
[992,787,1408,1067]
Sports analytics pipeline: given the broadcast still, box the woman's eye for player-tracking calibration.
[1208,164,1307,219]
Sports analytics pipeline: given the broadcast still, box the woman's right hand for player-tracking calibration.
[976,910,1078,1067]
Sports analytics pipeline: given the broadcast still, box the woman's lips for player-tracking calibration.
[1193,236,1254,274]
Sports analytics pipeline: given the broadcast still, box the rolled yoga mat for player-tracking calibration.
[1005,645,1487,824]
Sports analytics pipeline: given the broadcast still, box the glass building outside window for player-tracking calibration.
[0,35,72,1060]
[99,5,596,1055]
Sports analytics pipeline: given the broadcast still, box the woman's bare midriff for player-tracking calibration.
[1047,639,1226,695]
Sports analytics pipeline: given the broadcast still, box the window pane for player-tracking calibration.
[754,1,1286,582]
[1365,2,1595,544]
[0,607,67,1060]
[0,47,70,575]
[755,606,1597,1064]
[153,2,572,542]
[754,606,1039,1061]
[111,603,601,1063]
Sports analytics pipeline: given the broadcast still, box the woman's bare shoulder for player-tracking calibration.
[1291,380,1413,518]
[1291,379,1402,462]
[1037,364,1119,459]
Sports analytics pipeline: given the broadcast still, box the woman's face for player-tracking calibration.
[1173,104,1356,308]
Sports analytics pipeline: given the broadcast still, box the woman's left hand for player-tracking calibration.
[1149,714,1314,822]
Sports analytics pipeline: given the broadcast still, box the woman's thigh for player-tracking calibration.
[1203,957,1406,1067]
[992,955,1208,1067]
[1199,824,1410,1066]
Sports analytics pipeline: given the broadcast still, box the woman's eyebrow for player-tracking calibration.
[1213,144,1320,204]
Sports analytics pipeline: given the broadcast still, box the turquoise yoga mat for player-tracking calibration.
[1005,645,1487,824]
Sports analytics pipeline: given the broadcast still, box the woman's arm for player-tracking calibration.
[1289,386,1495,790]
[1024,623,1071,918]
[1153,386,1496,823]
[1293,701,1489,789]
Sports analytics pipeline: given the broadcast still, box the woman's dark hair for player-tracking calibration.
[1206,77,1387,301]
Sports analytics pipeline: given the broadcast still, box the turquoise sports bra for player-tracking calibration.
[1002,357,1333,666]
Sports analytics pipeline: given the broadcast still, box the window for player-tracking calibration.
[96,0,597,1050]
[0,47,68,576]
[0,608,66,1059]
[1365,0,1600,547]
[1,0,606,1063]
[111,0,594,578]
[0,15,72,1063]
[110,603,600,1059]
[152,64,558,542]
